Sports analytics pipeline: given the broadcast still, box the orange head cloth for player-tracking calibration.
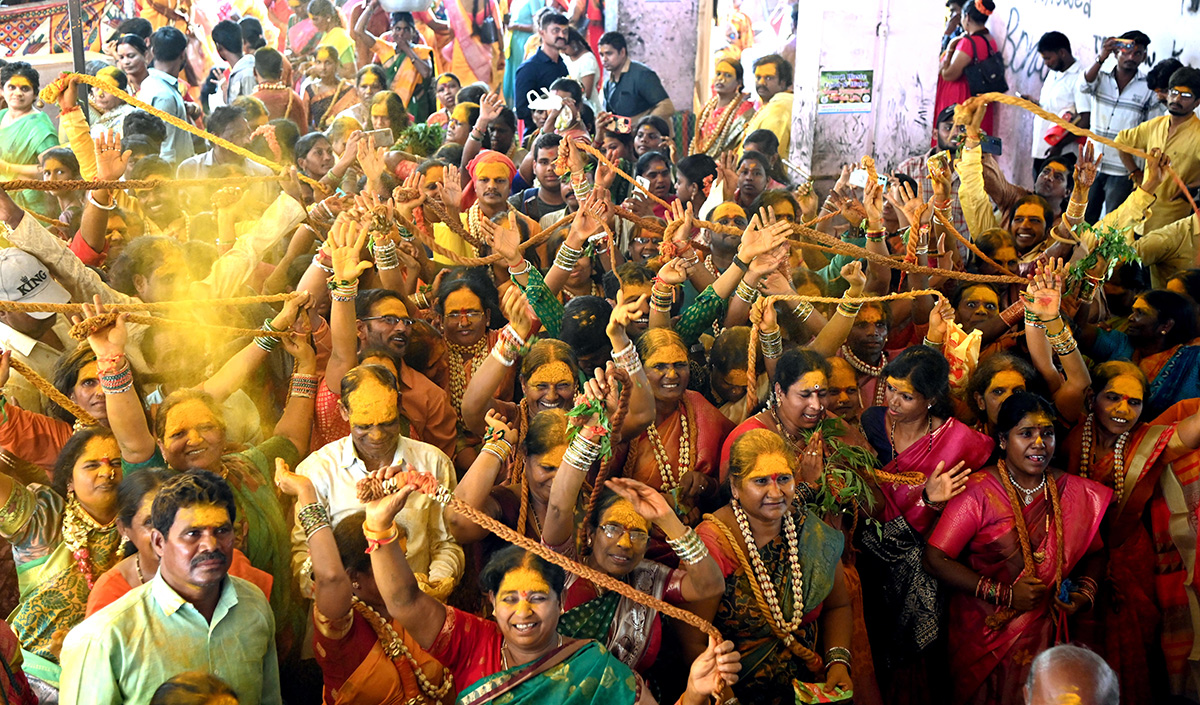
[461,149,517,209]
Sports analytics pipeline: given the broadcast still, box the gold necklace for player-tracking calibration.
[500,633,562,671]
[840,345,887,406]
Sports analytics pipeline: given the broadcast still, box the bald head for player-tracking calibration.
[1025,645,1118,705]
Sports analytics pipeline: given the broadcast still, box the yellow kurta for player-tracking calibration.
[1116,113,1200,233]
[742,91,792,157]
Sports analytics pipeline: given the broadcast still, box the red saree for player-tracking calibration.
[928,470,1111,705]
[1064,421,1179,705]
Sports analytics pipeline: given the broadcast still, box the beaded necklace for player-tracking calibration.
[256,81,288,91]
[840,345,888,406]
[353,598,455,701]
[643,396,693,490]
[996,459,1064,578]
[730,499,805,641]
[691,94,746,155]
[61,493,120,590]
[446,335,491,418]
[1078,412,1130,498]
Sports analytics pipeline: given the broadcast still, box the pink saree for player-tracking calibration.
[929,470,1112,705]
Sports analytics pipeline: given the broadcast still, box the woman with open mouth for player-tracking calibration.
[360,463,739,705]
[1025,261,1200,705]
[0,426,123,698]
[696,429,853,705]
[924,392,1111,705]
[538,367,725,679]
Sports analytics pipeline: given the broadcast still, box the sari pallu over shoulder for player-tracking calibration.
[456,640,640,705]
[928,471,1111,705]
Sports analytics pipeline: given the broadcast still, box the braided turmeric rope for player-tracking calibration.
[963,92,1200,223]
[576,368,633,551]
[357,479,725,644]
[709,516,824,674]
[744,290,948,419]
[67,312,286,341]
[5,356,98,426]
[0,293,296,315]
[22,209,64,227]
[2,176,287,192]
[931,209,1017,278]
[40,74,324,191]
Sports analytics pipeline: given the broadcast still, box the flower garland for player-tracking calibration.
[1078,412,1130,498]
[730,499,806,642]
[446,335,491,419]
[352,598,455,702]
[61,492,120,590]
[691,94,746,156]
[250,124,282,162]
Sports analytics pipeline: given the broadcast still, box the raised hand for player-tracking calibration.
[394,171,427,221]
[1140,147,1170,194]
[606,294,648,343]
[828,191,867,229]
[328,214,373,283]
[605,477,675,523]
[94,130,131,182]
[926,297,954,344]
[1024,258,1064,321]
[274,457,317,503]
[896,179,927,228]
[358,142,387,183]
[924,460,970,504]
[840,260,867,295]
[72,296,128,359]
[863,177,884,227]
[362,464,419,530]
[738,212,791,261]
[486,211,523,266]
[478,92,504,123]
[500,283,535,339]
[483,408,517,442]
[438,164,463,209]
[657,257,691,286]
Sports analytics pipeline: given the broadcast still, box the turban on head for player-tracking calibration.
[461,149,517,208]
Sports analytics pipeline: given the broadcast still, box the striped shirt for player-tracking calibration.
[1079,67,1157,175]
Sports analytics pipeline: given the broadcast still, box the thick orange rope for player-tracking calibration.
[6,356,97,426]
[0,294,296,314]
[2,176,287,192]
[40,74,323,191]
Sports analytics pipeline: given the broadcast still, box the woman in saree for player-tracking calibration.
[438,0,505,91]
[360,464,742,704]
[85,469,273,616]
[275,461,453,705]
[924,392,1111,705]
[857,345,992,701]
[0,427,123,697]
[305,46,360,132]
[690,59,754,159]
[539,373,725,678]
[0,63,60,218]
[696,429,853,705]
[617,329,733,530]
[336,64,388,128]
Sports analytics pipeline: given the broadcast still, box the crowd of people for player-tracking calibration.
[0,0,1194,703]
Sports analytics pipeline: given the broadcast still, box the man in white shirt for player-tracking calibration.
[1031,32,1089,176]
[291,364,462,600]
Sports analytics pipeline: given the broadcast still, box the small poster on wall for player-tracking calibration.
[817,70,874,114]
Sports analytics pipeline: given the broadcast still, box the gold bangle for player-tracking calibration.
[363,523,398,542]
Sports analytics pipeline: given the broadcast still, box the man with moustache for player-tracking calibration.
[60,471,281,705]
[514,12,571,129]
[741,54,793,158]
[432,149,518,262]
[825,356,864,425]
[1116,67,1200,232]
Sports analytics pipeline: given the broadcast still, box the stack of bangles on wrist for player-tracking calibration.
[923,336,943,349]
[735,280,759,304]
[508,260,531,277]
[98,354,133,394]
[563,430,603,470]
[87,191,116,211]
[792,301,814,323]
[999,301,1024,328]
[825,646,852,674]
[554,243,583,272]
[1065,198,1086,221]
[837,299,862,318]
[255,318,283,352]
[413,291,431,310]
[311,252,334,275]
[1046,323,1078,356]
[481,426,514,463]
[1074,576,1098,609]
[666,528,709,565]
[298,502,332,539]
[372,241,400,270]
[289,373,319,399]
[329,277,359,303]
[572,172,593,198]
[1024,310,1060,330]
[650,279,675,314]
[364,523,399,553]
[975,576,1014,608]
[760,326,784,359]
[611,341,643,376]
[491,324,526,367]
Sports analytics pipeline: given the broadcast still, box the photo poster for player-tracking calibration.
[817,70,874,114]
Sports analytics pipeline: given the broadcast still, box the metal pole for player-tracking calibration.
[65,0,89,121]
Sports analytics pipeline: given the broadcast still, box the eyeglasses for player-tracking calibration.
[648,361,690,375]
[631,236,660,246]
[598,523,649,546]
[360,315,413,327]
[446,310,485,321]
[1169,89,1196,100]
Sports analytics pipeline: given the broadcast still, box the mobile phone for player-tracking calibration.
[365,129,394,149]
[980,135,1003,156]
[635,175,651,190]
[613,116,632,134]
[848,169,869,188]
